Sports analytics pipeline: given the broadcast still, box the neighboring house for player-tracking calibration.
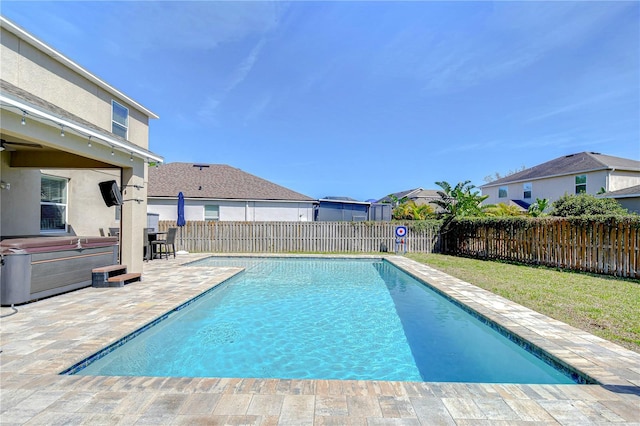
[481,152,640,209]
[315,197,369,221]
[377,187,443,212]
[0,16,163,273]
[314,197,391,221]
[147,163,316,222]
[598,184,640,214]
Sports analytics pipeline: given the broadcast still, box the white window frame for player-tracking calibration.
[523,182,532,199]
[575,174,587,194]
[112,100,129,139]
[204,205,219,221]
[498,186,508,198]
[40,174,68,233]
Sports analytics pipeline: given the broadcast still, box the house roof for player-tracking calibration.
[510,199,531,210]
[481,152,640,188]
[320,197,370,205]
[322,196,360,201]
[377,188,441,203]
[598,184,640,199]
[147,163,315,202]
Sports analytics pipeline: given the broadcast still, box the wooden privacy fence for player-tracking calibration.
[159,221,439,254]
[158,218,639,278]
[441,217,640,278]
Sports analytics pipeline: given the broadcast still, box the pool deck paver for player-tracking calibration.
[0,253,639,425]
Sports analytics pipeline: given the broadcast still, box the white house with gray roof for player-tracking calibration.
[481,152,640,208]
[377,187,442,211]
[147,163,316,222]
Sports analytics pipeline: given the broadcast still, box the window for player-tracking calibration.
[575,175,587,194]
[41,175,68,232]
[112,100,129,139]
[205,205,219,221]
[523,182,532,199]
[498,186,508,198]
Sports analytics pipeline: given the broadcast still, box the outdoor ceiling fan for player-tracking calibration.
[0,139,43,151]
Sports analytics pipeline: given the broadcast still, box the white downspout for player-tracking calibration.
[606,169,614,192]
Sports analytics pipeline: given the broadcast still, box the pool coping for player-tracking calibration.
[1,253,639,424]
[386,257,640,390]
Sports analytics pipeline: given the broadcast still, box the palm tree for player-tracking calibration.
[392,201,414,220]
[527,198,549,217]
[433,180,489,219]
[392,200,435,220]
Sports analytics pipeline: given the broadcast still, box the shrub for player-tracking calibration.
[551,193,630,217]
[392,200,436,220]
[485,203,524,217]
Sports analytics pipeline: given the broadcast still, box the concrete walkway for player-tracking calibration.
[1,254,638,425]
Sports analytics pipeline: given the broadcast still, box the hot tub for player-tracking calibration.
[1,236,118,305]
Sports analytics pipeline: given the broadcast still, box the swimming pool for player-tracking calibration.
[68,257,580,383]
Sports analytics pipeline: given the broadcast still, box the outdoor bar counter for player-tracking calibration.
[0,236,118,305]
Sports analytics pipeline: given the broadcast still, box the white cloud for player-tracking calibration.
[196,36,268,124]
[435,129,610,156]
[110,2,281,55]
[243,92,273,126]
[526,88,632,123]
[374,2,635,94]
[197,96,221,123]
[225,37,267,93]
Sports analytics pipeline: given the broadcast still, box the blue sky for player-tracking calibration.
[2,1,639,200]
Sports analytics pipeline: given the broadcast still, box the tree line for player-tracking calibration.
[387,181,633,221]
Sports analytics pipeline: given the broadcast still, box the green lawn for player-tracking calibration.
[405,253,640,353]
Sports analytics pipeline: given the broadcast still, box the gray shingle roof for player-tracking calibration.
[147,163,315,201]
[482,152,640,187]
[599,184,640,198]
[377,188,441,203]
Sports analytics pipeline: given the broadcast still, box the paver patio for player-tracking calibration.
[1,254,638,425]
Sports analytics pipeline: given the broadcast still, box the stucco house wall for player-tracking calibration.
[148,199,314,222]
[0,154,40,236]
[1,28,150,148]
[609,170,640,192]
[0,164,120,237]
[43,169,121,235]
[0,17,162,273]
[484,170,609,206]
[617,198,640,213]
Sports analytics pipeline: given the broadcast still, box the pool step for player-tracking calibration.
[92,265,141,287]
[107,272,142,287]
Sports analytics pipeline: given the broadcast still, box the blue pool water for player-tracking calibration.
[73,257,577,383]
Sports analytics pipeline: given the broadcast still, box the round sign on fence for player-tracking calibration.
[395,226,407,238]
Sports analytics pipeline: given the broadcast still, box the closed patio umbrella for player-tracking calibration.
[177,192,186,227]
[177,192,186,252]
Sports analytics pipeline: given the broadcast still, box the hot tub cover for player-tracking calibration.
[1,236,118,254]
